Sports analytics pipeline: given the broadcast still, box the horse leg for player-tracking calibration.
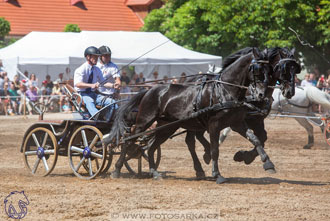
[209,124,227,184]
[111,142,128,178]
[295,118,314,149]
[147,126,178,180]
[185,131,206,179]
[234,118,266,165]
[195,130,211,165]
[232,122,275,173]
[219,127,232,144]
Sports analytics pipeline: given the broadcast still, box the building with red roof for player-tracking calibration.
[0,0,163,37]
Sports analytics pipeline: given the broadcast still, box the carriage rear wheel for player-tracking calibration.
[68,125,106,179]
[124,145,161,176]
[22,127,58,176]
[324,120,330,147]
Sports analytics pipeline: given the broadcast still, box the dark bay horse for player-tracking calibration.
[185,47,301,177]
[103,48,274,184]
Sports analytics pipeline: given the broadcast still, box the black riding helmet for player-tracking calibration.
[84,46,101,57]
[99,45,112,55]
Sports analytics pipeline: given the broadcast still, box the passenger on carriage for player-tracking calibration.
[73,46,120,119]
[97,45,121,98]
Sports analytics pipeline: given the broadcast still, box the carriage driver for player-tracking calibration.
[97,45,121,97]
[74,46,120,118]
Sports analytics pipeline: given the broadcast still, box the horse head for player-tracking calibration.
[246,47,272,101]
[269,47,301,99]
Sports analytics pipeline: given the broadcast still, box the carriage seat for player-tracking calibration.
[60,83,114,121]
[61,83,104,111]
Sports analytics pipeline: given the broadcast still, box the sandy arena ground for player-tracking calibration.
[0,113,330,221]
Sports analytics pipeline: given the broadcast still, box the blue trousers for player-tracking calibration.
[80,91,117,118]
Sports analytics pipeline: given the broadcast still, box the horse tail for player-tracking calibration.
[103,89,148,145]
[305,86,330,110]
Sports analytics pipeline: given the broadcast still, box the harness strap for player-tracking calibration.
[123,100,244,142]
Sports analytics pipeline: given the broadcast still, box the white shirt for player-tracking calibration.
[97,61,120,94]
[74,62,105,92]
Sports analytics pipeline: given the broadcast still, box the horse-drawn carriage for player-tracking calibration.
[20,83,161,180]
[20,47,302,184]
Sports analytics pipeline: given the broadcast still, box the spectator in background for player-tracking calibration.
[8,82,19,115]
[50,80,63,112]
[25,84,39,115]
[171,78,178,84]
[29,73,38,88]
[136,72,145,84]
[2,82,12,115]
[39,80,48,105]
[0,72,4,97]
[301,74,314,87]
[65,67,71,79]
[18,84,27,115]
[179,72,187,83]
[309,73,317,86]
[56,72,65,83]
[12,75,20,91]
[149,71,159,84]
[0,60,4,72]
[120,81,131,99]
[45,74,54,95]
[120,71,130,85]
[23,71,29,79]
[317,74,327,91]
[129,72,139,92]
[163,75,169,83]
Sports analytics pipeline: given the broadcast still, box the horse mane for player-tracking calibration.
[222,47,253,70]
[305,86,330,110]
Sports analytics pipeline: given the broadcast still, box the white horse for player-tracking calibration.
[270,86,330,148]
[219,86,330,149]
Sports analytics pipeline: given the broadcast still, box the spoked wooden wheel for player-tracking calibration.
[324,120,330,147]
[124,145,161,176]
[22,127,58,176]
[68,125,106,179]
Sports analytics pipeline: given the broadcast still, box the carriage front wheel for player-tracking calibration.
[68,125,106,179]
[22,127,58,176]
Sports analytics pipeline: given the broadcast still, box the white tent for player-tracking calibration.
[0,31,222,84]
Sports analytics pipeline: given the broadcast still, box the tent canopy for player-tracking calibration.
[0,31,222,82]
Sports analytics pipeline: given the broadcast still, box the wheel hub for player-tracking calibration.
[83,146,91,158]
[37,147,45,159]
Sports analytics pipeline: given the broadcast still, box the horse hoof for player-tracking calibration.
[303,145,312,149]
[111,171,120,179]
[153,174,163,180]
[266,168,276,174]
[203,154,211,165]
[196,171,206,179]
[263,161,275,172]
[216,176,227,184]
[233,151,244,162]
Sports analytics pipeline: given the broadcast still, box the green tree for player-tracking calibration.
[0,17,11,48]
[143,0,330,73]
[64,24,81,32]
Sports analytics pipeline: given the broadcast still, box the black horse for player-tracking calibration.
[184,47,301,177]
[103,48,273,184]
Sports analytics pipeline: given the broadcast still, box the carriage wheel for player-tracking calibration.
[22,127,58,176]
[124,145,161,176]
[68,125,106,179]
[324,120,330,147]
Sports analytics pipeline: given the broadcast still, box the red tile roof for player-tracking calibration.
[125,0,154,6]
[0,0,144,36]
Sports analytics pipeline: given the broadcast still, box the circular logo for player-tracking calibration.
[4,191,29,219]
